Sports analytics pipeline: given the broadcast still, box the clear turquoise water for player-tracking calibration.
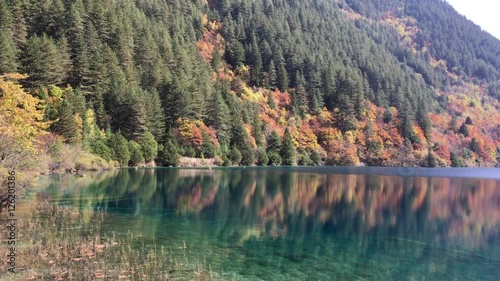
[37,167,500,280]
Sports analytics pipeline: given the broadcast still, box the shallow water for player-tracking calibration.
[36,167,500,280]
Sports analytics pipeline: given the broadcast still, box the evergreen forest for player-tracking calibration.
[1,0,500,171]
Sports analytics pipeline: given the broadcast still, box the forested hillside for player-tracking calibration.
[1,0,499,171]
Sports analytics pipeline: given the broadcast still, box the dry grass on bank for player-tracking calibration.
[0,203,229,281]
[178,157,217,168]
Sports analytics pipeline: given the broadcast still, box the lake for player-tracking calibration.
[34,167,500,280]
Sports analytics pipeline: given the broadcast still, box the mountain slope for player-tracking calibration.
[0,0,499,168]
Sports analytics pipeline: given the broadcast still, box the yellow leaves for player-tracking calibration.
[85,109,97,140]
[0,74,48,158]
[75,113,83,143]
[175,118,204,151]
[241,85,266,103]
[293,124,320,151]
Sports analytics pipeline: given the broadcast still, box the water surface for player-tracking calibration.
[36,167,500,280]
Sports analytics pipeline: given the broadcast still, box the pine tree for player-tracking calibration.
[249,33,263,86]
[252,117,264,147]
[267,59,277,89]
[9,0,27,48]
[416,98,431,140]
[281,128,296,165]
[107,76,147,140]
[90,138,112,161]
[292,71,308,117]
[0,0,12,32]
[458,123,470,137]
[229,146,242,165]
[383,107,393,123]
[108,132,130,166]
[311,150,322,165]
[20,35,67,88]
[212,48,222,71]
[67,2,91,89]
[256,147,269,166]
[267,90,276,109]
[277,60,288,91]
[267,151,282,166]
[128,141,144,166]
[450,152,464,167]
[336,93,357,133]
[51,100,79,144]
[0,31,17,73]
[267,130,281,154]
[205,87,230,145]
[427,151,437,167]
[139,131,158,163]
[469,137,481,154]
[400,100,415,141]
[144,89,166,142]
[157,140,180,167]
[240,145,255,166]
[201,131,216,158]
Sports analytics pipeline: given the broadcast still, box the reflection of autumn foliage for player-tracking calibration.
[177,183,219,214]
[166,170,500,249]
[42,169,500,252]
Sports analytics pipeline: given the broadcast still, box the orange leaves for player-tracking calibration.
[175,118,203,151]
[175,118,220,154]
[433,143,451,166]
[195,17,224,63]
[195,120,220,148]
[272,89,291,108]
[316,127,343,147]
[325,139,360,166]
[293,123,319,151]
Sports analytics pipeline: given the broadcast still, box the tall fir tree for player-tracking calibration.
[281,127,296,165]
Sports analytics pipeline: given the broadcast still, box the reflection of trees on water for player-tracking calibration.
[42,168,500,254]
[38,168,500,279]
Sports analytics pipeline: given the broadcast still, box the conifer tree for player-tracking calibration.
[293,71,308,117]
[458,123,470,137]
[21,35,68,88]
[128,141,144,166]
[0,31,17,73]
[108,132,130,166]
[281,128,296,165]
[427,151,437,167]
[267,59,277,89]
[201,131,216,158]
[157,140,180,167]
[139,131,158,163]
[205,87,230,145]
[212,48,222,71]
[336,93,357,133]
[416,99,431,140]
[51,99,79,144]
[277,60,289,91]
[450,152,464,167]
[230,146,242,165]
[144,89,166,142]
[249,33,263,86]
[252,117,264,147]
[267,130,281,154]
[256,147,269,166]
[9,0,27,48]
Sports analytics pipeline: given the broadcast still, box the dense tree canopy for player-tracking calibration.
[0,0,499,167]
